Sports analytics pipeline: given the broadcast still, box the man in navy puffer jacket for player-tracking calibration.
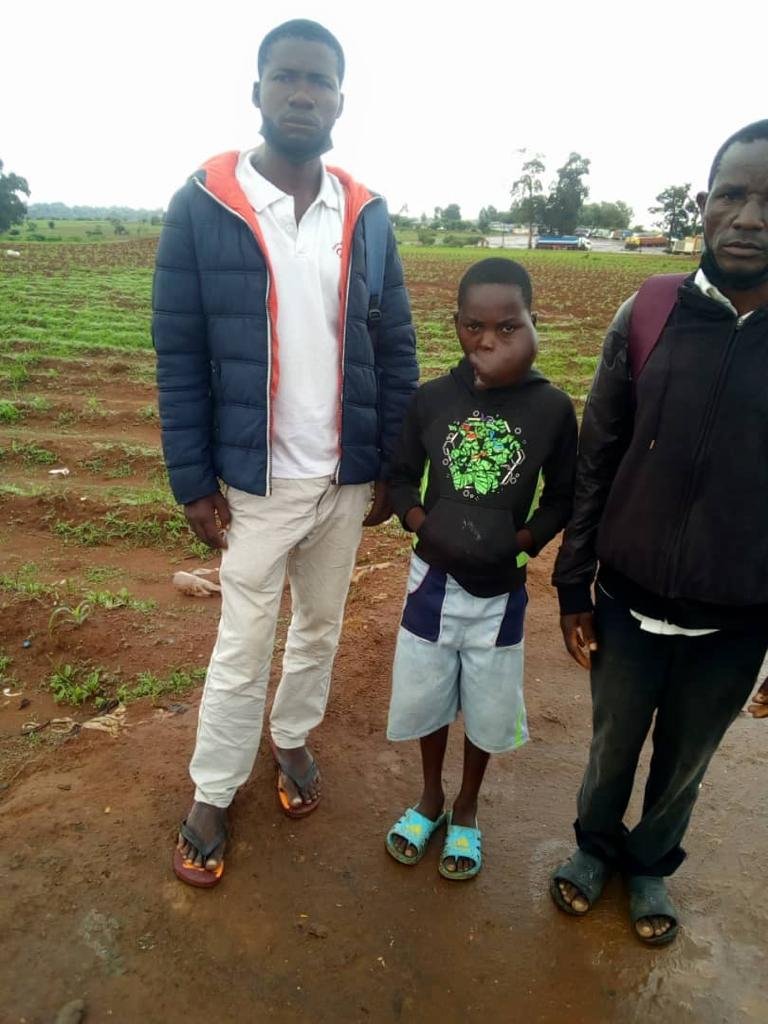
[153,19,417,887]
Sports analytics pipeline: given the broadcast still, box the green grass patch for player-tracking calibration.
[85,587,156,612]
[116,666,206,705]
[53,505,209,558]
[82,566,123,585]
[47,663,108,705]
[0,562,51,598]
[0,440,58,465]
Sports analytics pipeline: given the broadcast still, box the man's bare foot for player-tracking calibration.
[441,798,478,875]
[748,677,768,717]
[389,790,444,859]
[635,915,674,940]
[176,801,227,869]
[556,880,590,914]
[274,744,321,808]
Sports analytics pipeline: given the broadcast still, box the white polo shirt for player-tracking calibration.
[236,149,345,479]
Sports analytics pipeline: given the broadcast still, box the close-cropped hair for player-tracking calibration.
[458,258,533,310]
[708,119,768,188]
[257,19,345,83]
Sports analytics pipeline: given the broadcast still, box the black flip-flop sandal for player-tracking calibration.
[172,819,228,889]
[270,741,321,818]
[628,875,679,946]
[550,848,611,915]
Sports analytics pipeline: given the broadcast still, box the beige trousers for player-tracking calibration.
[190,478,370,808]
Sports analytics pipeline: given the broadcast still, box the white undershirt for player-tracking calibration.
[236,150,345,478]
[629,268,751,636]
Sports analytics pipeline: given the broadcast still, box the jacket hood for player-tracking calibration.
[451,356,549,398]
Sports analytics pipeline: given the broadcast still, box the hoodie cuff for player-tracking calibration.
[556,583,594,616]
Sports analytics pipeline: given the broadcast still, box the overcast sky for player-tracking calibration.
[3,0,765,226]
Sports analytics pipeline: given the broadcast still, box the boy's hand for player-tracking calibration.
[363,481,393,527]
[560,612,597,670]
[404,506,426,533]
[515,527,534,554]
[748,677,768,718]
[184,492,231,549]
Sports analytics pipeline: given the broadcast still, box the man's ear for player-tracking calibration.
[696,190,708,217]
[531,311,538,326]
[336,92,345,119]
[252,81,260,110]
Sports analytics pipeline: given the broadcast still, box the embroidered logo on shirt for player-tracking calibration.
[333,242,343,257]
[442,413,525,497]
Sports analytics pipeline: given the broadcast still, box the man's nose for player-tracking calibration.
[288,87,315,108]
[733,196,768,230]
[478,329,496,350]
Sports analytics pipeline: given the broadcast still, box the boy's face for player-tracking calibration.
[454,283,537,390]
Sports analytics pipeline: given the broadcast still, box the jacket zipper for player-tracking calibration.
[664,314,747,597]
[193,176,274,495]
[334,195,381,484]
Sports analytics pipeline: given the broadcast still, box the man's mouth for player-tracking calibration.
[721,239,765,255]
[280,117,319,130]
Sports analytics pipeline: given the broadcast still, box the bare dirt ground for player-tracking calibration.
[1,355,767,1024]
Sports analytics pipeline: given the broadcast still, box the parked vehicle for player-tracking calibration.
[671,235,703,256]
[625,234,668,250]
[534,235,591,251]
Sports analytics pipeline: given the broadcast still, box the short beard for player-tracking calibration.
[260,116,333,165]
[700,245,768,291]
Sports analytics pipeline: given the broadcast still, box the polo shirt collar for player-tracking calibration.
[239,149,340,213]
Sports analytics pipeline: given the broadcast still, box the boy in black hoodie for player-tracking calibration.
[385,258,577,879]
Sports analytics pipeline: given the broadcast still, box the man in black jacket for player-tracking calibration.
[550,120,768,945]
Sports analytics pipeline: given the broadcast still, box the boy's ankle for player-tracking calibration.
[416,790,444,822]
[451,797,478,825]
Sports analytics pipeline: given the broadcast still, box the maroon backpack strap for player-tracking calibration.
[627,273,688,380]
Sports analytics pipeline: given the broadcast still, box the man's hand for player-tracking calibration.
[363,480,393,527]
[184,492,231,550]
[560,612,598,670]
[748,676,768,719]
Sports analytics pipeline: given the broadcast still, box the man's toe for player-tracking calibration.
[636,918,655,938]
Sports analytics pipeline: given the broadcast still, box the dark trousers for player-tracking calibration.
[575,586,767,876]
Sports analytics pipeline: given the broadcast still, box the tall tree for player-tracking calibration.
[649,184,699,242]
[477,205,498,232]
[581,199,633,230]
[0,160,30,233]
[440,203,462,229]
[542,153,591,235]
[510,156,546,249]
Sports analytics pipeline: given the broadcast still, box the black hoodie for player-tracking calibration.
[389,358,577,597]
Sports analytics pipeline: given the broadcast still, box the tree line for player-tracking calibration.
[1,157,701,244]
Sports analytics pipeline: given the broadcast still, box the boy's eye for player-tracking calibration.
[500,324,516,335]
[464,322,482,332]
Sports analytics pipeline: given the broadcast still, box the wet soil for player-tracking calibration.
[1,354,767,1024]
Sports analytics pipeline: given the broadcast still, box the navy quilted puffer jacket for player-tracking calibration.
[152,151,418,505]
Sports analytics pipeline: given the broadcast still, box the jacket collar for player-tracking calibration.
[196,151,374,227]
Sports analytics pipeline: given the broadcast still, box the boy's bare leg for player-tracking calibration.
[442,734,490,874]
[390,725,449,858]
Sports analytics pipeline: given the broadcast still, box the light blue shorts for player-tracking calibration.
[387,554,528,754]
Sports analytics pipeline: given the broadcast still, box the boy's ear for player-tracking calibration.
[531,310,538,326]
[453,311,459,329]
